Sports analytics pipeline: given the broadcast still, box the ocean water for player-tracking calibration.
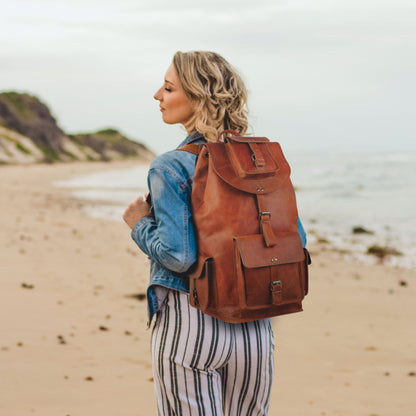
[288,150,416,268]
[55,150,416,269]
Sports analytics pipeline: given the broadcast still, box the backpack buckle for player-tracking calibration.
[259,211,271,221]
[193,289,199,306]
[270,280,283,304]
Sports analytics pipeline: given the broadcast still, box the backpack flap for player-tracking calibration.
[226,137,279,179]
[186,255,213,280]
[207,141,291,195]
[235,233,304,267]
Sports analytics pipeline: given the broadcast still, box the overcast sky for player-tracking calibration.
[1,0,415,154]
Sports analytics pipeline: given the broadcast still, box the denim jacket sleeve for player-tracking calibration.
[131,157,197,273]
[297,217,307,247]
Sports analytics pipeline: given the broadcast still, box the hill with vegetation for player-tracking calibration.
[0,92,154,164]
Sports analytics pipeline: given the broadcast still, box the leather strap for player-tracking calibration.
[270,279,283,305]
[256,194,277,247]
[248,143,266,168]
[177,144,200,155]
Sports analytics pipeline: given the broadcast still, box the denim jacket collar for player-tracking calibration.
[177,132,205,148]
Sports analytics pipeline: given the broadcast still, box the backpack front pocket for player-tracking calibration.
[234,234,306,309]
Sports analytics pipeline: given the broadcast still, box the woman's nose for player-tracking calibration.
[154,87,162,101]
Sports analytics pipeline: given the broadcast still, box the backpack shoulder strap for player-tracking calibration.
[177,144,200,155]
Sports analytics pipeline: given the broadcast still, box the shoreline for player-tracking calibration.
[49,160,416,270]
[1,160,415,415]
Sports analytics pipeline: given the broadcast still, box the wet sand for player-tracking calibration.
[0,161,414,415]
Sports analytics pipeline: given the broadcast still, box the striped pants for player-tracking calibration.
[151,290,275,416]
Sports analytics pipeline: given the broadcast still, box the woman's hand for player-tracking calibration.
[123,196,151,229]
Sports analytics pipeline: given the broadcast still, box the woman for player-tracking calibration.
[123,51,307,415]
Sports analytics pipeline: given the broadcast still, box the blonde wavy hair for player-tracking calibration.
[172,51,249,142]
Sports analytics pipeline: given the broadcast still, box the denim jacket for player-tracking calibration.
[131,132,307,325]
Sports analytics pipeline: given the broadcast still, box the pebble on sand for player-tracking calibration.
[366,245,403,260]
[57,335,67,345]
[365,346,377,351]
[21,282,34,289]
[125,293,146,301]
[352,226,374,235]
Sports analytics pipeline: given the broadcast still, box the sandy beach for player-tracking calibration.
[0,160,415,416]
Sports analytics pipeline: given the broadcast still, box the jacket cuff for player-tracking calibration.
[131,216,154,245]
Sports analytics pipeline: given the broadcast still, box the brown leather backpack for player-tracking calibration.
[180,130,310,323]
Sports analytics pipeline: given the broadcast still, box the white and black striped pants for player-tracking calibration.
[151,290,275,415]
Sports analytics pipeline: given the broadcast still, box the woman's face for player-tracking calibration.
[154,64,195,130]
